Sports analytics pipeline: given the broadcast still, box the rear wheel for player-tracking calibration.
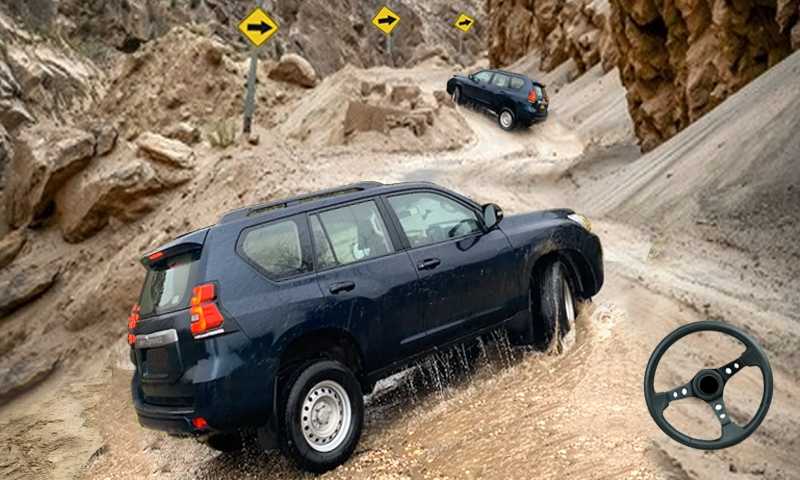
[498,108,515,131]
[280,360,364,473]
[530,260,577,353]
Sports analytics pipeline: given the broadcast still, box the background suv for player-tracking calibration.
[129,181,602,472]
[446,69,549,130]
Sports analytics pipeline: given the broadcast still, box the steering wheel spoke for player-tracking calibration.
[716,347,758,382]
[654,382,694,412]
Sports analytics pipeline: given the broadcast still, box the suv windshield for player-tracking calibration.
[139,252,199,317]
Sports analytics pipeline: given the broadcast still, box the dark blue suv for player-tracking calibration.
[129,181,602,472]
[446,69,549,130]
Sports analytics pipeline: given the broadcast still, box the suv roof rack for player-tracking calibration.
[218,181,384,224]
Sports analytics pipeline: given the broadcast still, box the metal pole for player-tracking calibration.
[242,47,258,134]
[386,33,392,61]
[459,33,463,58]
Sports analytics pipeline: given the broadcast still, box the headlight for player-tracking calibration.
[567,213,592,232]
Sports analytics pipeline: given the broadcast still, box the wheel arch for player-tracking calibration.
[529,249,596,299]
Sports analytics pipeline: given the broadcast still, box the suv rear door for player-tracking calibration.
[383,190,516,346]
[309,199,423,371]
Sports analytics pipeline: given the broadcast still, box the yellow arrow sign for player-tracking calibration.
[372,6,400,35]
[238,7,279,47]
[454,13,475,33]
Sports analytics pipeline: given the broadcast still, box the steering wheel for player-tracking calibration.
[644,321,773,450]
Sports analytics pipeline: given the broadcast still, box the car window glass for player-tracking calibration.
[509,77,525,90]
[492,74,510,88]
[241,216,311,279]
[313,201,394,267]
[388,192,482,248]
[309,214,338,269]
[473,71,493,84]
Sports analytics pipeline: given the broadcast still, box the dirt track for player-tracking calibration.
[2,64,799,480]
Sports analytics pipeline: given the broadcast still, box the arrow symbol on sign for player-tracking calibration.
[378,15,397,25]
[459,19,472,26]
[247,21,273,34]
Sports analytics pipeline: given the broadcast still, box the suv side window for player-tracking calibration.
[509,77,525,90]
[492,73,510,89]
[473,70,493,84]
[310,201,394,268]
[240,215,312,280]
[387,192,482,248]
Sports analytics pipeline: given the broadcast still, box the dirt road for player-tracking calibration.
[2,65,798,480]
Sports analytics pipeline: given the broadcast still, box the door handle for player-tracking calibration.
[328,281,355,294]
[417,258,441,270]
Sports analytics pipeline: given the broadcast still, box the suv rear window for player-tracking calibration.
[139,252,199,317]
[509,77,525,90]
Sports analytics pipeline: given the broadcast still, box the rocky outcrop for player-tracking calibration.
[0,123,11,180]
[488,0,617,74]
[268,54,319,88]
[0,265,59,318]
[608,0,798,150]
[0,229,26,269]
[5,126,95,228]
[0,350,60,405]
[57,137,194,242]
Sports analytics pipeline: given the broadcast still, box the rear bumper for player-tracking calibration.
[131,331,277,435]
[519,106,548,124]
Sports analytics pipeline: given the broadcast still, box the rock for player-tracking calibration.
[5,126,96,228]
[0,123,11,181]
[0,351,60,406]
[136,132,195,169]
[268,54,318,88]
[165,122,201,145]
[0,265,59,318]
[390,85,422,105]
[361,80,387,97]
[92,124,118,156]
[56,146,191,242]
[0,229,27,269]
[0,59,34,130]
[343,101,403,136]
[608,0,796,150]
[247,133,260,146]
[433,90,454,108]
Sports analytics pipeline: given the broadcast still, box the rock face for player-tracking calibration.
[5,126,95,228]
[0,265,59,318]
[608,0,798,150]
[268,54,319,88]
[57,140,194,243]
[0,229,26,269]
[0,351,60,405]
[488,0,617,74]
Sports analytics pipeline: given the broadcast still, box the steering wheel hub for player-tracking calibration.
[692,369,723,400]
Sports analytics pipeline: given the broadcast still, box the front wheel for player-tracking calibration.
[530,260,577,353]
[498,108,516,131]
[452,86,463,105]
[280,360,364,473]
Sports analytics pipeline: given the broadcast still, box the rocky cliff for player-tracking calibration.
[488,0,800,151]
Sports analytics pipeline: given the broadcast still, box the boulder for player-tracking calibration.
[0,229,27,269]
[343,101,403,136]
[5,126,95,228]
[56,146,191,242]
[93,124,118,156]
[0,265,59,318]
[165,122,201,145]
[0,123,11,181]
[390,85,422,106]
[0,351,60,406]
[433,90,454,108]
[0,60,34,130]
[136,132,195,169]
[268,54,318,88]
[360,80,387,97]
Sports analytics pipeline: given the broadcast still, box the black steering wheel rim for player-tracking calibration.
[644,320,773,450]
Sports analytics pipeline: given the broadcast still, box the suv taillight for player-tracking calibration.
[190,283,224,337]
[128,304,140,345]
[528,89,538,103]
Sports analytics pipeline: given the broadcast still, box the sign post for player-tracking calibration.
[238,6,279,135]
[371,6,400,62]
[453,13,476,59]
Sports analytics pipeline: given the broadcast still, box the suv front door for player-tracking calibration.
[467,70,494,106]
[384,191,515,348]
[309,199,423,371]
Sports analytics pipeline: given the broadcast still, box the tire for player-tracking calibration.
[279,360,364,473]
[202,432,243,453]
[498,108,516,131]
[452,86,463,105]
[530,260,577,353]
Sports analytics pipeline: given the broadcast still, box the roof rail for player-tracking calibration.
[218,181,384,224]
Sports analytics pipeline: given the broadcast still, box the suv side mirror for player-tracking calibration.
[482,203,503,230]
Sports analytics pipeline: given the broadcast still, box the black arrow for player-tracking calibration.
[247,21,272,34]
[459,19,472,26]
[378,15,397,25]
